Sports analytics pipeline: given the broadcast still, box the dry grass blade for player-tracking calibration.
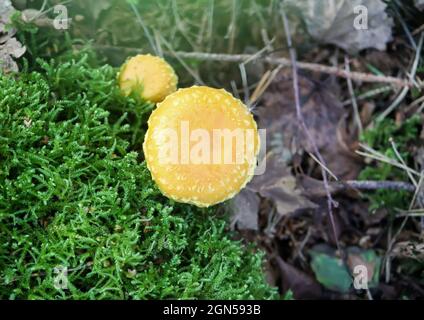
[345,55,363,135]
[390,138,418,187]
[249,65,282,108]
[377,33,424,121]
[357,143,421,178]
[158,34,205,85]
[307,151,339,181]
[342,85,394,106]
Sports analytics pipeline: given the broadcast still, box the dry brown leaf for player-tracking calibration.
[257,70,363,180]
[231,152,316,232]
[0,0,26,73]
[230,189,260,231]
[259,175,317,217]
[415,0,424,10]
[392,241,424,261]
[284,0,394,54]
[2,37,25,58]
[275,256,323,299]
[248,152,317,218]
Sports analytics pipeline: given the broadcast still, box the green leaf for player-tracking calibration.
[310,251,352,293]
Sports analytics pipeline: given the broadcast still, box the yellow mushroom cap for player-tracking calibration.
[143,86,260,207]
[118,54,178,103]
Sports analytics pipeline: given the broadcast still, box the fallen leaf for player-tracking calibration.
[2,37,25,58]
[248,152,318,217]
[230,189,260,231]
[0,0,26,73]
[0,0,13,17]
[260,174,317,217]
[0,0,15,36]
[415,0,424,10]
[284,0,394,54]
[378,283,399,299]
[274,256,323,299]
[0,38,26,73]
[248,151,291,191]
[309,245,381,292]
[297,175,341,198]
[310,247,352,293]
[392,241,424,261]
[0,52,17,72]
[257,70,363,180]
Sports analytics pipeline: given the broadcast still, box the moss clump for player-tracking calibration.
[359,116,422,211]
[0,56,277,299]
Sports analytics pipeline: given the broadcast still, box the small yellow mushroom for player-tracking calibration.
[118,54,178,103]
[143,86,260,207]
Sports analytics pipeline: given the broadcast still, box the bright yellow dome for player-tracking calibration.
[118,54,178,103]
[143,86,260,207]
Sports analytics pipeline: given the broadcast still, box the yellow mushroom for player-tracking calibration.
[143,86,260,207]
[118,54,178,103]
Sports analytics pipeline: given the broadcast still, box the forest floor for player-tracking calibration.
[2,0,424,299]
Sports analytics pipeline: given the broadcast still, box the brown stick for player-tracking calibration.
[171,51,413,88]
[301,178,417,198]
[87,44,413,88]
[341,180,416,192]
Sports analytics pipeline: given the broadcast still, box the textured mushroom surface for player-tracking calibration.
[118,54,178,103]
[143,86,260,207]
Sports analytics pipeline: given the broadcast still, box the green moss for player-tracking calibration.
[0,56,276,299]
[359,116,421,211]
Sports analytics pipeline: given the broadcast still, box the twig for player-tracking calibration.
[280,6,341,253]
[341,180,416,192]
[170,51,415,88]
[85,44,415,88]
[128,2,158,56]
[303,179,416,197]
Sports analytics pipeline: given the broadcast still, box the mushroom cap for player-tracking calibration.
[118,54,178,103]
[143,86,260,207]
